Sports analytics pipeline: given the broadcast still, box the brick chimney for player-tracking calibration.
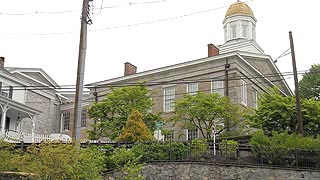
[208,44,219,57]
[124,62,137,76]
[0,57,5,68]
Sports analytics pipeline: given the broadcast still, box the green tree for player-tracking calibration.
[299,64,320,100]
[171,92,241,139]
[247,88,320,136]
[117,110,153,143]
[87,85,158,140]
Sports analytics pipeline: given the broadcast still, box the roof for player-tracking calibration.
[225,1,254,17]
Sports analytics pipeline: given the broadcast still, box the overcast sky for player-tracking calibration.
[0,0,319,90]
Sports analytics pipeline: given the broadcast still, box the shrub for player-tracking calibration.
[191,139,209,159]
[17,142,105,180]
[131,142,189,162]
[250,131,320,167]
[0,139,20,171]
[219,140,239,157]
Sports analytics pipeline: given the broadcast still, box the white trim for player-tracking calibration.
[237,51,292,95]
[236,52,289,96]
[240,79,247,106]
[163,85,175,112]
[6,68,59,87]
[186,82,198,95]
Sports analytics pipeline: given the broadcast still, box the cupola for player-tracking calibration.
[223,1,257,43]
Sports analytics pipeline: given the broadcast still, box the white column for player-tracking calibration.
[29,115,35,143]
[0,103,10,134]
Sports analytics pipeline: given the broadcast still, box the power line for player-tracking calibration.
[0,0,169,16]
[23,75,292,104]
[0,0,254,36]
[2,69,315,91]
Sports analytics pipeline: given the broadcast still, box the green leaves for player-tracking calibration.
[247,87,320,136]
[171,92,241,139]
[299,64,320,100]
[117,110,153,143]
[87,84,155,140]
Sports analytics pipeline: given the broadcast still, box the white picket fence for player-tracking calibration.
[0,130,71,143]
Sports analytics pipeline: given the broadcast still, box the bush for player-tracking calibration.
[131,142,189,162]
[219,140,239,157]
[250,131,320,167]
[17,142,105,180]
[107,147,143,180]
[191,139,209,159]
[0,139,20,171]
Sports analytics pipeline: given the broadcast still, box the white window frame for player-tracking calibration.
[163,86,175,112]
[63,112,71,130]
[242,21,248,38]
[186,82,198,95]
[252,88,258,109]
[241,80,247,105]
[211,79,224,96]
[230,21,237,39]
[186,129,198,141]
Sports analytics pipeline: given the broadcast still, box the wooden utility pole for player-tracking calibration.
[289,31,304,135]
[72,0,90,141]
[225,57,230,97]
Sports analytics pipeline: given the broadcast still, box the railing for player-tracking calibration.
[0,130,71,143]
[127,142,320,170]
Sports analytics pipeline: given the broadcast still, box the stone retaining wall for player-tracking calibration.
[140,162,320,180]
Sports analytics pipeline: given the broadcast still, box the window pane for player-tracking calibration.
[252,89,258,108]
[212,80,224,96]
[164,86,175,112]
[187,129,198,141]
[63,112,70,130]
[81,109,87,127]
[187,83,198,95]
[241,80,247,105]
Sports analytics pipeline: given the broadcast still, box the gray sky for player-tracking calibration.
[0,0,319,90]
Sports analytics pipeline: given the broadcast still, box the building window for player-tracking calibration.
[9,86,13,99]
[164,86,175,112]
[242,21,248,38]
[252,26,256,40]
[164,130,174,141]
[81,109,87,127]
[187,82,198,95]
[63,112,70,130]
[230,21,237,39]
[211,80,224,96]
[241,80,247,105]
[252,88,258,109]
[187,129,198,141]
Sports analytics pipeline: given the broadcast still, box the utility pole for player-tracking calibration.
[289,31,304,135]
[225,57,230,131]
[72,0,91,141]
[92,87,98,133]
[225,57,230,97]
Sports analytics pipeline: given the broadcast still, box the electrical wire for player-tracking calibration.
[0,0,169,16]
[16,70,308,104]
[0,69,314,91]
[0,0,254,36]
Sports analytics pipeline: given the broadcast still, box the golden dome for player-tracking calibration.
[225,1,254,17]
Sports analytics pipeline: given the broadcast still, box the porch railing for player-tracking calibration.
[0,130,71,143]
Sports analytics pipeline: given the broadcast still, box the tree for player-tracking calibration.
[117,110,153,143]
[87,85,158,140]
[171,92,241,139]
[247,88,320,136]
[299,64,320,100]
